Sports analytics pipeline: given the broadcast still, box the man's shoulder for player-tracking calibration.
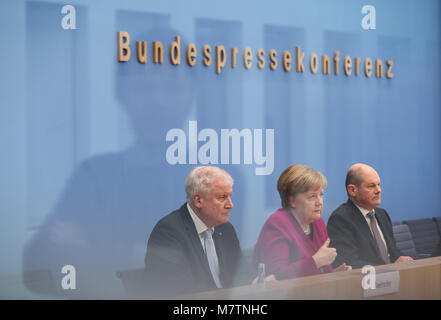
[329,200,356,219]
[152,204,188,231]
[264,208,290,226]
[329,201,389,222]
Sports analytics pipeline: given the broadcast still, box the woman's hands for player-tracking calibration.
[312,238,337,269]
[334,263,352,272]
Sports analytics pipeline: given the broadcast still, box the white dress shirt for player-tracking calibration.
[355,204,390,257]
[187,203,220,273]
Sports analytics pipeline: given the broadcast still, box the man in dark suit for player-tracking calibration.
[144,166,260,298]
[327,163,413,269]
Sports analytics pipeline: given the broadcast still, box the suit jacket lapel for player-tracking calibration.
[213,227,225,279]
[347,199,382,257]
[180,204,214,282]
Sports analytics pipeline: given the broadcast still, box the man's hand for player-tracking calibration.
[395,256,414,263]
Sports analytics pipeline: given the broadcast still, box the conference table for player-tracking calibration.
[176,257,441,300]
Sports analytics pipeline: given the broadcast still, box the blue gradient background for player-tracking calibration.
[0,0,440,298]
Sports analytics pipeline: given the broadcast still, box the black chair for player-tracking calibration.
[432,217,441,256]
[242,247,254,263]
[403,218,440,257]
[433,217,441,237]
[392,224,418,259]
[116,268,149,299]
[238,247,258,279]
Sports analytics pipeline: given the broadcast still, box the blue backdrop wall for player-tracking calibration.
[0,0,440,298]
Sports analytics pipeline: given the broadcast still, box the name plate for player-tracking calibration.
[363,269,400,298]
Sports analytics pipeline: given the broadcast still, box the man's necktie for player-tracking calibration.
[203,229,223,288]
[367,211,391,264]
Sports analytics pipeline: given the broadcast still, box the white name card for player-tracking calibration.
[363,269,400,298]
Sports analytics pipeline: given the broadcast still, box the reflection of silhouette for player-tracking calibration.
[23,24,196,297]
[23,10,248,297]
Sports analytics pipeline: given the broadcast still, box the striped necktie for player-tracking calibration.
[367,211,391,264]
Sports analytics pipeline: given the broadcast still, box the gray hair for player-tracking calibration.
[185,166,234,203]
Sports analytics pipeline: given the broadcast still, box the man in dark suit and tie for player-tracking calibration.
[327,163,413,269]
[144,166,262,298]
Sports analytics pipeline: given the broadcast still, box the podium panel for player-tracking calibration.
[176,257,441,300]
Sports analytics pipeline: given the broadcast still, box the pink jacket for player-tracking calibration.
[253,208,334,279]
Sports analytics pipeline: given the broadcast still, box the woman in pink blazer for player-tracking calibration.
[254,164,351,280]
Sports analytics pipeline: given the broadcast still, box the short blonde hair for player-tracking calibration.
[277,164,327,208]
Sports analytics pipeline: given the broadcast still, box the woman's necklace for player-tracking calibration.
[292,211,310,234]
[302,223,310,235]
